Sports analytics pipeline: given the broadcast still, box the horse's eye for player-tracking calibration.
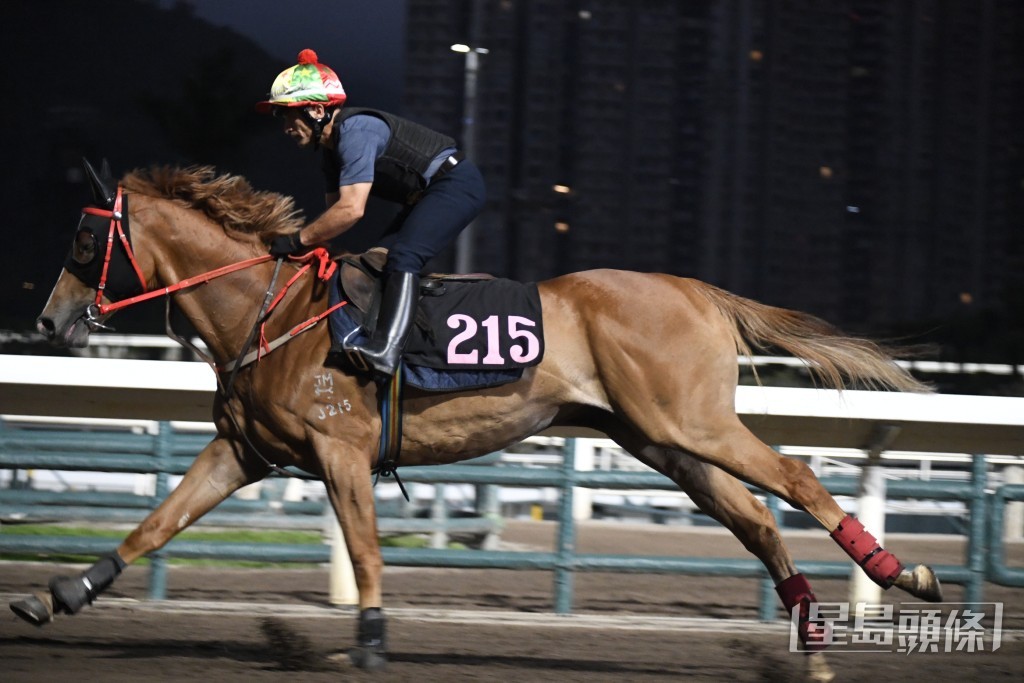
[73,230,97,265]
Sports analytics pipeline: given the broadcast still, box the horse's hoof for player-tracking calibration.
[346,646,388,671]
[9,592,55,626]
[800,620,832,652]
[893,564,943,602]
[806,652,836,683]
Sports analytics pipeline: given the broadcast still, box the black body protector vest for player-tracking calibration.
[324,107,457,205]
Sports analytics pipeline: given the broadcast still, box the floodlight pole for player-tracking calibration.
[452,0,486,274]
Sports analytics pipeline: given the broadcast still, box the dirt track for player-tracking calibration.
[2,521,1022,682]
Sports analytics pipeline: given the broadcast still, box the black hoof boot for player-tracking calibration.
[49,574,93,615]
[52,553,127,616]
[348,607,387,671]
[10,554,125,626]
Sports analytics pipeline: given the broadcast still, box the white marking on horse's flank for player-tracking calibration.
[313,371,352,420]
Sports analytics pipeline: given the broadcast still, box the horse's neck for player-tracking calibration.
[143,199,315,365]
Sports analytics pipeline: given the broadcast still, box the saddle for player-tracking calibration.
[329,248,543,389]
[338,247,493,335]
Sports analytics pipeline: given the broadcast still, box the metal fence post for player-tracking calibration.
[1005,466,1024,541]
[850,458,887,610]
[554,437,576,614]
[476,482,501,550]
[965,453,988,605]
[431,483,448,549]
[147,421,172,600]
[987,484,1024,586]
[0,418,26,490]
[328,515,359,605]
[572,439,595,521]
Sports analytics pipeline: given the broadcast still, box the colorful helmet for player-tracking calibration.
[256,49,346,113]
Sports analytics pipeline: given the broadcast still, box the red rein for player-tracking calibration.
[86,188,346,366]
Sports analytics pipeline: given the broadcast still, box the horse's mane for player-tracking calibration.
[121,166,304,240]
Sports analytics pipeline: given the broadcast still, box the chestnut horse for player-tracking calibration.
[15,164,941,672]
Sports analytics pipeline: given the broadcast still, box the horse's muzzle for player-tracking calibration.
[35,316,56,342]
[36,312,94,348]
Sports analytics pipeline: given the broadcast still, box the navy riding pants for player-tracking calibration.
[380,159,486,275]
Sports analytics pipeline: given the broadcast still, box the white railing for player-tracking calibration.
[2,352,1023,606]
[2,353,1022,450]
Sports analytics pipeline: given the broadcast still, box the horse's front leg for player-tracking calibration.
[9,436,260,625]
[312,433,387,671]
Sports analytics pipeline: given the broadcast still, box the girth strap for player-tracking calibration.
[373,365,408,500]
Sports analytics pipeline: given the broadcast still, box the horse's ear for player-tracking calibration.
[83,157,116,209]
[100,159,113,182]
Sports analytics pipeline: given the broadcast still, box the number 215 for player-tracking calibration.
[447,315,539,364]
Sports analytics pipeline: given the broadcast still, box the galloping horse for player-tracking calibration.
[16,163,942,672]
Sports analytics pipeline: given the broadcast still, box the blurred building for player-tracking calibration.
[838,0,1024,330]
[403,0,1022,332]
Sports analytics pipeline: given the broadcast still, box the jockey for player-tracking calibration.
[257,49,486,378]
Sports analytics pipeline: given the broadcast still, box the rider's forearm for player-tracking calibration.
[300,202,362,246]
[300,182,371,246]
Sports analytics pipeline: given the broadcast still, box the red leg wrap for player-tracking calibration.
[776,573,830,651]
[829,515,903,588]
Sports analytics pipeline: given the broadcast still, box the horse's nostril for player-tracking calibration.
[36,317,56,340]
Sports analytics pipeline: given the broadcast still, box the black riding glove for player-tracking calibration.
[269,232,306,257]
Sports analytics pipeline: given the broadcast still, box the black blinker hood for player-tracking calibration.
[63,194,144,302]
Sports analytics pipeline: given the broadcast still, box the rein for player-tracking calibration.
[169,248,342,483]
[223,256,285,397]
[84,188,343,369]
[86,188,348,482]
[82,189,280,322]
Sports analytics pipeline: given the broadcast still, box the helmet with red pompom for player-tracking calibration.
[256,49,346,113]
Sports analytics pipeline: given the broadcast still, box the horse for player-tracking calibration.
[16,162,942,675]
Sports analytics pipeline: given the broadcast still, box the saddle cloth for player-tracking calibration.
[328,250,545,392]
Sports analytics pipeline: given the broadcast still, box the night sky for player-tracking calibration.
[1,0,410,331]
[3,1,1020,378]
[173,0,407,111]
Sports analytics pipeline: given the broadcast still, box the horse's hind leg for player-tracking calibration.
[599,328,940,600]
[607,427,830,652]
[609,430,795,583]
[9,437,259,625]
[660,417,942,603]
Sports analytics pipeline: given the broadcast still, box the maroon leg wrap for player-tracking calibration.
[829,515,903,588]
[776,573,830,651]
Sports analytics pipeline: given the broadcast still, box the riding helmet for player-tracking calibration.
[256,49,346,112]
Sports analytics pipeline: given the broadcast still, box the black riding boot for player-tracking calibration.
[342,271,419,376]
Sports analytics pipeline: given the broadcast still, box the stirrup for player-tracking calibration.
[338,327,370,373]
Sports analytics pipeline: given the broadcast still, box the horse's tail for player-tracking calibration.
[694,281,931,393]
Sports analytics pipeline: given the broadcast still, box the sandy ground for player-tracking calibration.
[1,520,1022,682]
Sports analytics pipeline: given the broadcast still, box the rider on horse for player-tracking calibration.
[257,49,486,377]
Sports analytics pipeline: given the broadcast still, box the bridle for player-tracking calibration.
[71,185,347,480]
[61,184,145,333]
[76,186,276,324]
[74,185,344,366]
[78,187,147,331]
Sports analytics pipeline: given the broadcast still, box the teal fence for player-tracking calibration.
[1,418,1020,618]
